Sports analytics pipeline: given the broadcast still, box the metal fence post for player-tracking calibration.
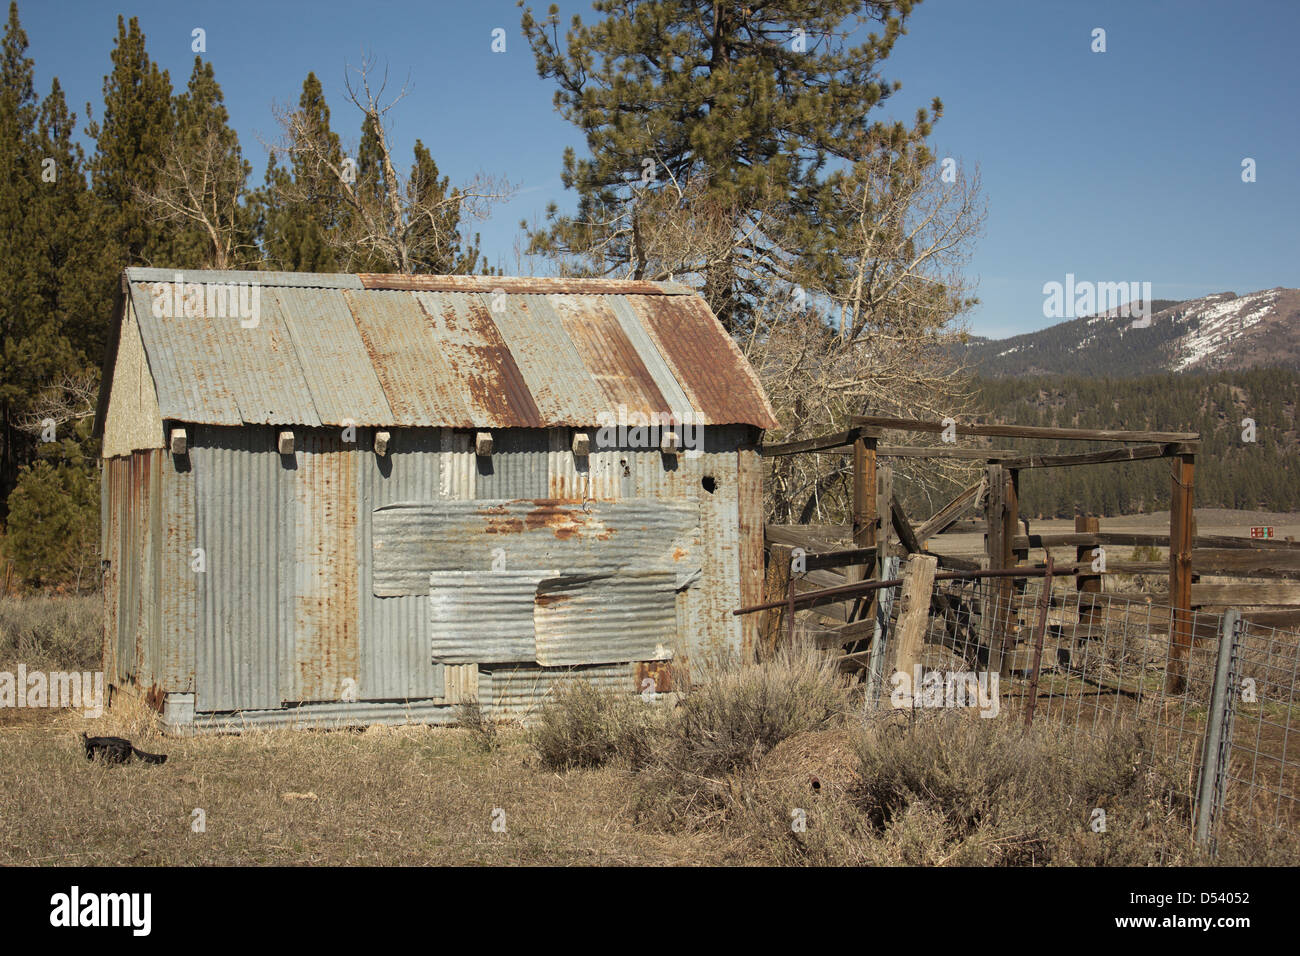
[1195,608,1241,852]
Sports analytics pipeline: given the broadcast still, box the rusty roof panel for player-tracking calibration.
[120,269,775,429]
[429,570,556,664]
[483,294,609,424]
[630,295,779,430]
[413,293,544,427]
[271,287,394,426]
[534,571,677,666]
[549,294,669,419]
[359,274,693,295]
[341,289,476,426]
[371,498,697,597]
[602,295,695,423]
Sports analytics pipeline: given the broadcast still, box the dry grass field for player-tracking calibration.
[3,516,1299,867]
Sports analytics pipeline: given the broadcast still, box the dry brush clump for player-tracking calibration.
[0,593,101,671]
[529,679,662,772]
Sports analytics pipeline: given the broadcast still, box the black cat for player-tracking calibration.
[81,733,167,765]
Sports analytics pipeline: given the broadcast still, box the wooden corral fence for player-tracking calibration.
[738,414,1300,696]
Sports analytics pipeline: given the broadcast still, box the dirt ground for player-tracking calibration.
[0,701,725,866]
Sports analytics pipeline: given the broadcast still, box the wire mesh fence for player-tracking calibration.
[847,570,1300,854]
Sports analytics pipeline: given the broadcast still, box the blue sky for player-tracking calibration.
[17,0,1300,338]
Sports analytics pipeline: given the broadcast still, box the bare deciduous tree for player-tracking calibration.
[272,56,513,275]
[135,119,255,269]
[742,151,988,525]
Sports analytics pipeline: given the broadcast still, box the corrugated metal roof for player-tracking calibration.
[116,267,777,430]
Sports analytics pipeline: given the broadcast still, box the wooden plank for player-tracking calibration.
[1167,453,1196,694]
[852,434,877,551]
[1015,560,1167,575]
[878,446,1017,460]
[851,414,1199,444]
[999,442,1197,470]
[1015,531,1300,551]
[890,493,922,555]
[766,524,848,552]
[890,554,939,684]
[802,546,878,572]
[1189,583,1300,606]
[933,552,981,572]
[999,469,1021,676]
[760,428,861,458]
[760,543,793,661]
[915,478,986,544]
[1192,549,1300,577]
[1241,609,1300,628]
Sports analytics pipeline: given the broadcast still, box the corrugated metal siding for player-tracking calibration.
[355,427,444,701]
[413,293,544,427]
[534,571,676,666]
[548,294,670,419]
[293,430,359,702]
[159,455,196,692]
[736,441,765,661]
[192,426,288,712]
[493,295,609,424]
[429,570,556,663]
[628,295,778,429]
[371,498,697,596]
[471,428,549,499]
[479,663,640,717]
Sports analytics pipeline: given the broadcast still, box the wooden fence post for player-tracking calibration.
[984,463,1005,672]
[890,553,939,695]
[760,542,793,660]
[1076,514,1101,638]
[1166,451,1196,694]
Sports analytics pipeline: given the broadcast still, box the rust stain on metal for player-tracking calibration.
[550,295,670,418]
[419,294,544,427]
[294,430,359,702]
[534,591,572,608]
[631,295,778,429]
[636,661,673,693]
[144,684,165,713]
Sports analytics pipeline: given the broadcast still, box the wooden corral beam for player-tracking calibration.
[851,415,1199,444]
[760,428,863,458]
[890,493,922,555]
[998,442,1198,470]
[1015,532,1300,552]
[914,478,986,544]
[879,446,1017,460]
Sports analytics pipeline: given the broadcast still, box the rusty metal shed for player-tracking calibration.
[93,268,777,732]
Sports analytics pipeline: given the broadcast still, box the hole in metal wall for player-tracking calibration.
[702,476,716,494]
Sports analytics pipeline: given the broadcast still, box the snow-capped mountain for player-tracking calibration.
[959,288,1300,378]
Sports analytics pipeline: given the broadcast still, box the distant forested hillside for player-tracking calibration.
[973,368,1300,517]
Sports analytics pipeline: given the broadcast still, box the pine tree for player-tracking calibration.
[87,15,173,266]
[520,0,936,330]
[262,72,341,272]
